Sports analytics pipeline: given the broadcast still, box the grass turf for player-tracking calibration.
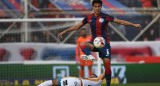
[14,83,160,86]
[101,83,160,86]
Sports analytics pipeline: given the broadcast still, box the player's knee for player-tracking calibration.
[80,42,94,50]
[103,58,110,62]
[81,66,84,69]
[88,65,92,69]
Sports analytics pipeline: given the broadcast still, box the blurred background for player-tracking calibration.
[0,0,160,86]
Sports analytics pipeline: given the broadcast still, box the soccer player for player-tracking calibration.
[38,72,105,86]
[58,0,141,86]
[76,28,95,78]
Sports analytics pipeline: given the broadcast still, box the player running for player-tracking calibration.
[38,72,105,86]
[58,0,141,86]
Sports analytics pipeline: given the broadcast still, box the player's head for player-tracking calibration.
[90,74,98,78]
[80,28,87,37]
[92,0,102,15]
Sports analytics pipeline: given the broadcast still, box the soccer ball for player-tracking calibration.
[93,37,106,48]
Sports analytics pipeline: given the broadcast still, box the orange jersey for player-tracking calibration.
[76,36,91,56]
[75,36,91,62]
[75,36,97,66]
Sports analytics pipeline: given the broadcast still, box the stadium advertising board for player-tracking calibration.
[0,42,160,62]
[0,64,160,85]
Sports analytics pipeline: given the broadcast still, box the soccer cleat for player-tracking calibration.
[81,55,95,61]
[81,55,87,60]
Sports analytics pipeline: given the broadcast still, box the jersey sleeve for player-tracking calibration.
[106,14,114,22]
[82,16,88,24]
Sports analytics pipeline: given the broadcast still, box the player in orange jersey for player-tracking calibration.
[76,28,96,78]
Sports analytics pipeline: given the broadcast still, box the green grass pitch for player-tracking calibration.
[15,83,160,86]
[101,83,160,86]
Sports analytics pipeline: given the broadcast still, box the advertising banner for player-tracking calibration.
[0,42,160,62]
[0,63,160,85]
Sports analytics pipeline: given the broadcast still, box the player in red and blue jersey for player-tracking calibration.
[58,0,141,86]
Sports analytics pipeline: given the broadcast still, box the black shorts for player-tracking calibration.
[89,41,111,59]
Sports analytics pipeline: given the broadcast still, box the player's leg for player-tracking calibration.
[102,58,111,86]
[87,61,93,77]
[88,65,92,77]
[80,65,84,78]
[99,45,111,86]
[38,78,59,86]
[79,58,85,78]
[80,42,94,55]
[80,42,97,61]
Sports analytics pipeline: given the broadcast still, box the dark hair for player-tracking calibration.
[91,74,98,78]
[92,0,102,6]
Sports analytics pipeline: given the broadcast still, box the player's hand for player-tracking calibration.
[58,30,66,38]
[134,24,141,29]
[76,60,80,64]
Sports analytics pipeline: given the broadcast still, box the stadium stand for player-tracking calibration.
[0,0,22,17]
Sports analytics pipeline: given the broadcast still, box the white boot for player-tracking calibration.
[81,55,95,61]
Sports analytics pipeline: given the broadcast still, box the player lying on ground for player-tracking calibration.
[38,72,105,86]
[58,0,141,86]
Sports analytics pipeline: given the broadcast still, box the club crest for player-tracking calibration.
[99,18,104,23]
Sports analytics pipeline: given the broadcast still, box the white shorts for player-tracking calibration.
[60,77,81,86]
[82,78,102,86]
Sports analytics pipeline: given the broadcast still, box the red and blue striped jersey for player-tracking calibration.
[82,12,114,44]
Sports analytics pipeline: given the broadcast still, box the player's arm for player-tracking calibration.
[38,79,59,86]
[58,22,84,38]
[75,39,80,63]
[98,72,105,80]
[83,72,105,84]
[113,18,141,28]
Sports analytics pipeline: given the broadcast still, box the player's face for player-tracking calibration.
[80,30,87,37]
[92,3,102,15]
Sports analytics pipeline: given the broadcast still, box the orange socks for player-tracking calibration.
[80,69,84,78]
